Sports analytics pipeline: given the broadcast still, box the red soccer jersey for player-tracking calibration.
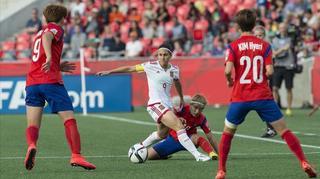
[170,105,211,140]
[26,23,64,86]
[225,35,274,102]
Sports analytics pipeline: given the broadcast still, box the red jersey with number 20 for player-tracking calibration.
[26,23,64,87]
[225,35,273,102]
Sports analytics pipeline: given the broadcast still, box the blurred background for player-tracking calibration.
[0,0,319,113]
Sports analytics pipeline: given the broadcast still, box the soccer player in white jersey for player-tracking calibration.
[97,43,210,161]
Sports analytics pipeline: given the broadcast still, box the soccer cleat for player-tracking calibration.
[261,128,277,138]
[70,154,96,170]
[285,108,292,116]
[301,161,317,178]
[215,170,226,179]
[24,145,37,170]
[209,152,218,160]
[196,153,211,162]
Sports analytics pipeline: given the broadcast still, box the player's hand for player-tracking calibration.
[41,58,51,73]
[227,79,234,87]
[96,71,111,76]
[60,61,76,73]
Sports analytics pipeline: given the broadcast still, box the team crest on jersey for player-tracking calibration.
[170,71,174,77]
[50,29,58,35]
[158,105,165,110]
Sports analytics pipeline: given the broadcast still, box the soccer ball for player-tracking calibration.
[128,143,148,163]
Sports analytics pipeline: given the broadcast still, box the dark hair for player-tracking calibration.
[43,4,67,23]
[159,42,174,53]
[235,9,256,32]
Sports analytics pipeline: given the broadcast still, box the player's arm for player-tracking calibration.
[41,32,54,73]
[225,61,234,87]
[266,65,274,77]
[174,79,184,106]
[96,64,142,76]
[205,132,219,154]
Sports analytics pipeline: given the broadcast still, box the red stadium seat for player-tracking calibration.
[193,29,204,41]
[2,41,15,51]
[16,42,30,51]
[16,33,30,43]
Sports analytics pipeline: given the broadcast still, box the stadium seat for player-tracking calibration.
[16,33,30,43]
[193,29,204,41]
[2,41,15,51]
[16,42,30,51]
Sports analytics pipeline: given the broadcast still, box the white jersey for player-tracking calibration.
[139,61,180,109]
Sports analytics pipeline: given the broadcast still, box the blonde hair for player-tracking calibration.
[190,94,207,108]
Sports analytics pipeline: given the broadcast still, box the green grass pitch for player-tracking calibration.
[0,107,319,179]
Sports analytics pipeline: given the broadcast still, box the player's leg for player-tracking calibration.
[284,70,294,116]
[272,67,283,106]
[43,84,95,170]
[257,100,316,178]
[271,118,317,178]
[216,102,249,179]
[24,85,45,170]
[141,123,169,147]
[261,122,277,138]
[190,134,218,160]
[148,135,185,160]
[160,110,210,161]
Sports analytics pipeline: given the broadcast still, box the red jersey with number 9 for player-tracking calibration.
[26,23,64,87]
[225,35,273,102]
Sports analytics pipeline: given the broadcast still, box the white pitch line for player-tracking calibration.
[87,114,320,149]
[1,152,320,160]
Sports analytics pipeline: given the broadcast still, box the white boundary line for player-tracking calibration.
[1,152,320,160]
[87,114,320,149]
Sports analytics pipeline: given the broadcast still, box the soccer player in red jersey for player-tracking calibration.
[24,4,95,170]
[215,9,317,179]
[147,94,218,160]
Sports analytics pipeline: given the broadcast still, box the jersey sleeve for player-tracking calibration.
[200,117,211,134]
[264,44,272,65]
[225,44,236,63]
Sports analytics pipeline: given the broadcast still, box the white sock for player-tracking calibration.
[141,131,162,147]
[177,129,200,158]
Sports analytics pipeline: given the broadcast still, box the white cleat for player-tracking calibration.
[196,153,211,162]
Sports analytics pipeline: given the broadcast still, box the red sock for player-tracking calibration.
[64,119,81,154]
[281,130,306,162]
[218,132,234,172]
[26,126,39,146]
[197,136,213,154]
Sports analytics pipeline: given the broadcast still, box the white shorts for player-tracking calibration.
[147,102,170,123]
